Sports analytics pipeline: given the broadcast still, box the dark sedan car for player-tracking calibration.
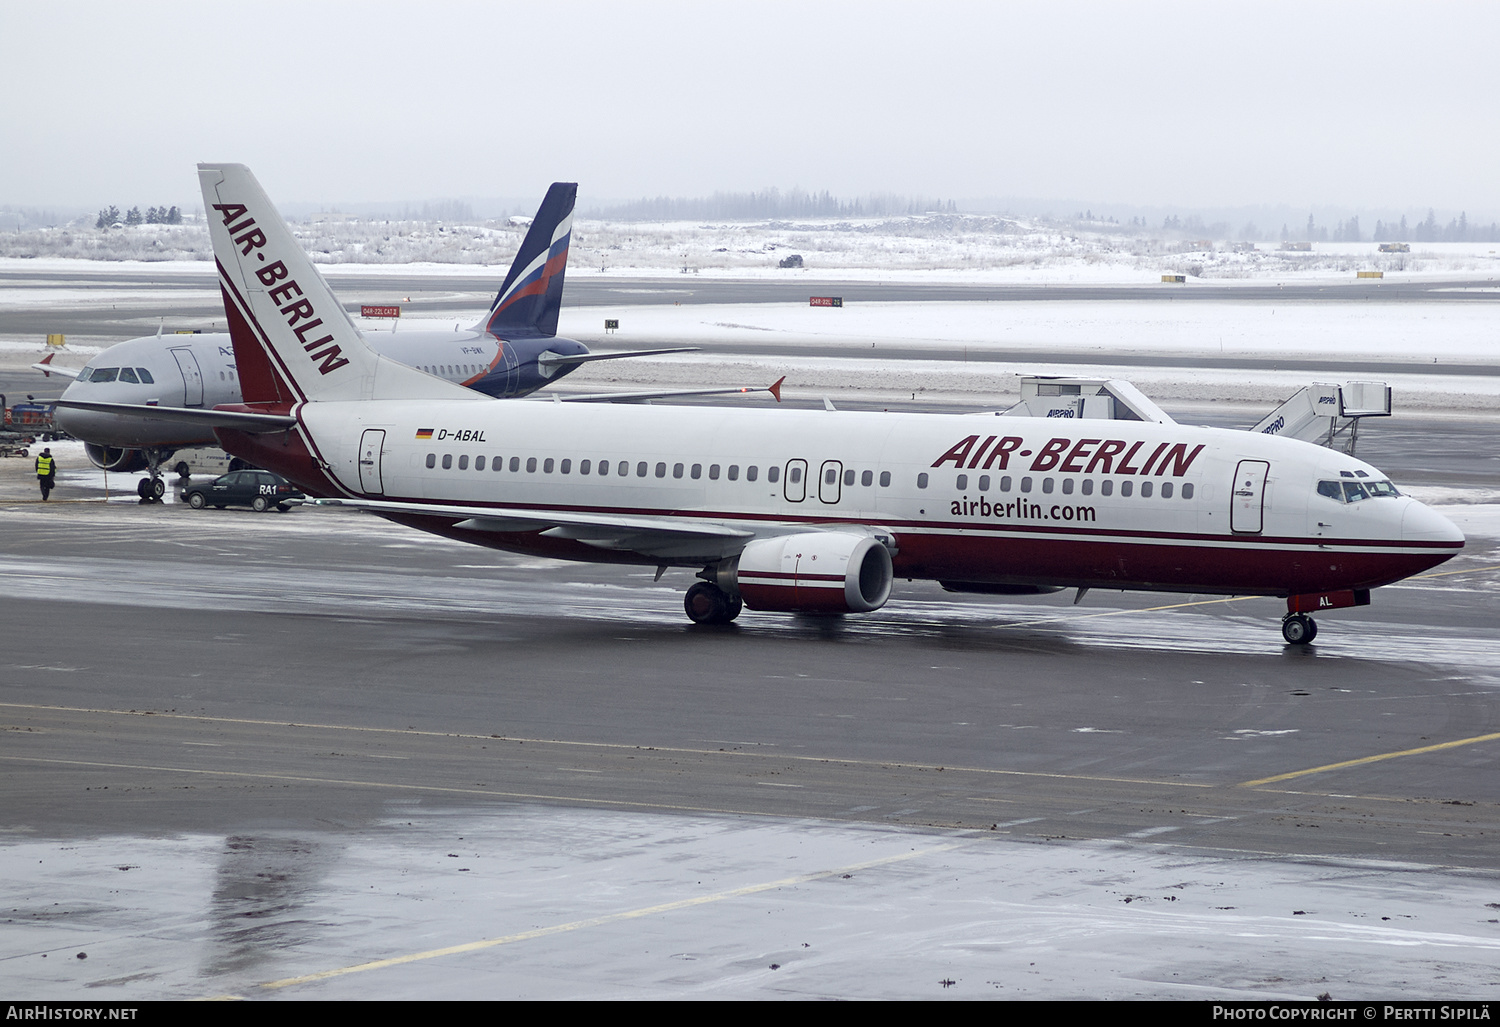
[182,470,305,512]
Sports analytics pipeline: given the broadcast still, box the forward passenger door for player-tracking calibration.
[1231,460,1270,533]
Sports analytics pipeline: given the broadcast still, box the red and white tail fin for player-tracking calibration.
[197,163,477,406]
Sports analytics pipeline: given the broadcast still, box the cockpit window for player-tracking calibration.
[119,367,139,384]
[136,367,155,384]
[1319,479,1400,502]
[88,367,119,383]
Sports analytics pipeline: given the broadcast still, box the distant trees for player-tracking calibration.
[589,189,959,221]
[1372,209,1500,242]
[95,204,182,228]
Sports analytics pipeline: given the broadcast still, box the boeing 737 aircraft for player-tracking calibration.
[70,165,1466,645]
[46,182,693,494]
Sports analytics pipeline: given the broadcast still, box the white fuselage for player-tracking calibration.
[234,397,1461,598]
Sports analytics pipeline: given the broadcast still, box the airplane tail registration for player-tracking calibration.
[478,182,576,339]
[198,163,473,408]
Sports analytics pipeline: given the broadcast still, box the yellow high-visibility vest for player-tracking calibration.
[35,456,54,476]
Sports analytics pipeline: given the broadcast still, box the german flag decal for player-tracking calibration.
[415,428,434,440]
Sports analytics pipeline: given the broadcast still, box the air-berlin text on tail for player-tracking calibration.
[932,435,1205,477]
[212,203,349,376]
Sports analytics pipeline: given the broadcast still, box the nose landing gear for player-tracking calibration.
[133,447,174,503]
[1281,613,1318,645]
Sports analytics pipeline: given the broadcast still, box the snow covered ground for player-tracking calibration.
[5,212,1500,282]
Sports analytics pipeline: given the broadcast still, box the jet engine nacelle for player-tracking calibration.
[722,531,894,614]
[84,443,149,472]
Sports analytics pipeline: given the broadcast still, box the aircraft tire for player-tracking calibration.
[151,478,166,499]
[1282,614,1315,645]
[187,492,206,510]
[136,478,153,499]
[174,462,190,478]
[252,496,270,513]
[685,581,732,625]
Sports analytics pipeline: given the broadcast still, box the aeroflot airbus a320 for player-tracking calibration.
[111,164,1470,645]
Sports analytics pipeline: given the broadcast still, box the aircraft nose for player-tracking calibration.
[1402,500,1464,545]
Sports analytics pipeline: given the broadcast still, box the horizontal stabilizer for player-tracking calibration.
[558,376,784,405]
[537,346,700,369]
[32,354,81,380]
[56,399,297,433]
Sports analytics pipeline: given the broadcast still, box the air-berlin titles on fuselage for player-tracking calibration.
[932,434,1205,477]
[212,202,350,376]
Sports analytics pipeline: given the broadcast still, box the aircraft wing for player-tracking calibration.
[537,346,699,369]
[32,354,81,379]
[54,399,298,433]
[315,497,754,561]
[554,376,784,405]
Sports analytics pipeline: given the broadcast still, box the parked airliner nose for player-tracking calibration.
[1402,501,1465,545]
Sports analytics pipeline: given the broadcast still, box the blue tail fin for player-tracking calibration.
[482,182,576,338]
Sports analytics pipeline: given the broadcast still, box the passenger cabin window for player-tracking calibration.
[769,466,780,483]
[878,471,890,487]
[917,473,928,489]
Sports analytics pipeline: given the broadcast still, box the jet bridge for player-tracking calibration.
[1250,381,1391,455]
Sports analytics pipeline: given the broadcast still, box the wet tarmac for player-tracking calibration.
[0,475,1497,998]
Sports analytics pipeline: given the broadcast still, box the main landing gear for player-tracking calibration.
[684,581,742,625]
[1281,613,1318,646]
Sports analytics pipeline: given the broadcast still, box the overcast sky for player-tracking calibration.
[3,1,1498,216]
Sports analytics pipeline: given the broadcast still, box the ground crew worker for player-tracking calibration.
[35,447,56,501]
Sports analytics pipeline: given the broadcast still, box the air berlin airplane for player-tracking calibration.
[102,165,1474,645]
